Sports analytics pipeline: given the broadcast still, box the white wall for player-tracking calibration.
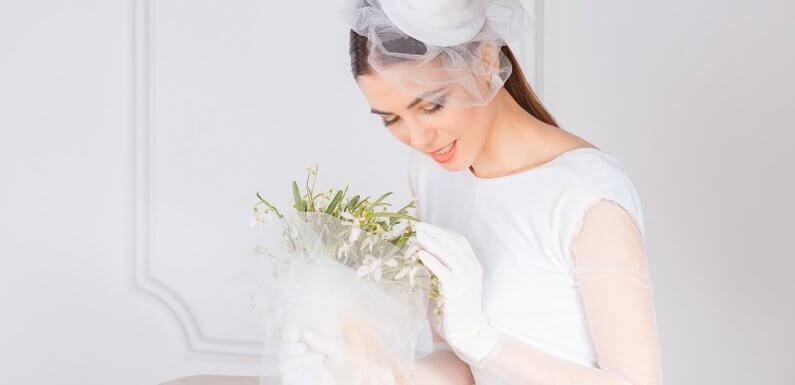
[1,1,792,384]
[542,1,795,384]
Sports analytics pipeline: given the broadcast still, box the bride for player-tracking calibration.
[279,1,664,384]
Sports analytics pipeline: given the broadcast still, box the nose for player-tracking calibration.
[405,121,435,151]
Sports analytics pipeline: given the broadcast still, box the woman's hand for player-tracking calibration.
[413,221,501,367]
[277,324,337,385]
[301,317,408,385]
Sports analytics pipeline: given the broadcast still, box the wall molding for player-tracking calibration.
[132,0,262,357]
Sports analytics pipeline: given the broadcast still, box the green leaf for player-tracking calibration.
[255,192,283,218]
[372,192,393,208]
[292,180,306,212]
[370,212,418,221]
[393,235,408,248]
[357,196,370,211]
[325,190,344,215]
[347,195,360,212]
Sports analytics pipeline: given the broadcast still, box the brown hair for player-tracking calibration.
[349,29,558,127]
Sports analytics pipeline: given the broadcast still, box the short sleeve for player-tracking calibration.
[558,155,646,271]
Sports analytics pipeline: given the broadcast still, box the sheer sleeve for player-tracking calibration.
[570,199,664,385]
[473,198,664,385]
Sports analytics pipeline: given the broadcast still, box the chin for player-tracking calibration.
[427,136,478,171]
[435,150,472,172]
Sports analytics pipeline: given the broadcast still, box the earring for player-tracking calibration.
[490,73,502,89]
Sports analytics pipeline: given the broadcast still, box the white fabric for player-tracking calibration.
[413,221,502,365]
[379,0,486,47]
[277,320,409,385]
[408,146,659,384]
[301,326,399,385]
[278,146,663,385]
[469,198,663,385]
[345,0,527,108]
[277,324,337,385]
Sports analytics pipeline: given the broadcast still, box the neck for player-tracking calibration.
[469,88,553,178]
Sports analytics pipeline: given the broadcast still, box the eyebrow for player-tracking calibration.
[370,87,446,115]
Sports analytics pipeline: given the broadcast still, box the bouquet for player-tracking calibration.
[250,164,440,385]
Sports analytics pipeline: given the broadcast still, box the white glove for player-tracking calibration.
[300,318,403,385]
[413,221,501,366]
[277,324,336,385]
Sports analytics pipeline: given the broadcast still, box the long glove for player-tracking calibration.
[417,199,664,385]
[277,324,337,385]
[413,221,502,366]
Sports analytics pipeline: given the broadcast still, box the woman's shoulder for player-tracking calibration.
[561,146,647,237]
[562,147,633,183]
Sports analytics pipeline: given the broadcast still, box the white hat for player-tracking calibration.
[347,0,528,109]
[378,0,486,47]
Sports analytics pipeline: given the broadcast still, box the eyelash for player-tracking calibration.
[383,102,445,127]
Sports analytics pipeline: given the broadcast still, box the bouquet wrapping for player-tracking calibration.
[250,173,436,385]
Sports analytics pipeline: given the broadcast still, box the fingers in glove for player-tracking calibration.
[279,351,330,385]
[279,349,325,374]
[415,222,465,244]
[417,249,453,285]
[414,226,460,274]
[302,329,344,362]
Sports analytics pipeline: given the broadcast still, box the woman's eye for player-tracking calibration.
[383,116,400,127]
[421,103,444,114]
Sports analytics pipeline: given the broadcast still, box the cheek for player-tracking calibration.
[441,108,489,138]
[387,125,412,145]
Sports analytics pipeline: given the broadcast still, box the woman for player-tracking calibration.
[280,1,663,384]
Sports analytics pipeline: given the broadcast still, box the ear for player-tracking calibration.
[476,41,501,76]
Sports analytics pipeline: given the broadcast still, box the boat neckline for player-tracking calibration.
[465,146,602,181]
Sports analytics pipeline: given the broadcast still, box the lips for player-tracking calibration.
[428,139,457,164]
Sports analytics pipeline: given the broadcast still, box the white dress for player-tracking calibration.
[408,146,647,382]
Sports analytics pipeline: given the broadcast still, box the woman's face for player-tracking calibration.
[356,72,498,171]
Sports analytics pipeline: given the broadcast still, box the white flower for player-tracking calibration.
[368,235,376,252]
[380,219,408,241]
[355,255,381,280]
[408,265,419,286]
[305,164,317,175]
[403,240,419,261]
[395,266,411,280]
[337,242,351,260]
[250,206,271,227]
[315,193,331,211]
[341,211,355,221]
[348,226,362,244]
[384,258,398,267]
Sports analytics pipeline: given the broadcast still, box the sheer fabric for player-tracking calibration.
[396,164,663,385]
[468,199,663,385]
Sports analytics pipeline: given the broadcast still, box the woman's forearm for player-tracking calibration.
[476,332,637,385]
[404,349,475,385]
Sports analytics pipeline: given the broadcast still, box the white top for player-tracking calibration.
[408,147,646,378]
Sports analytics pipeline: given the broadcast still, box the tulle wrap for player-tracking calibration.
[345,0,528,109]
[250,211,430,385]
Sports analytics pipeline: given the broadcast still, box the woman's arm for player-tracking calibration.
[474,199,663,385]
[409,305,476,385]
